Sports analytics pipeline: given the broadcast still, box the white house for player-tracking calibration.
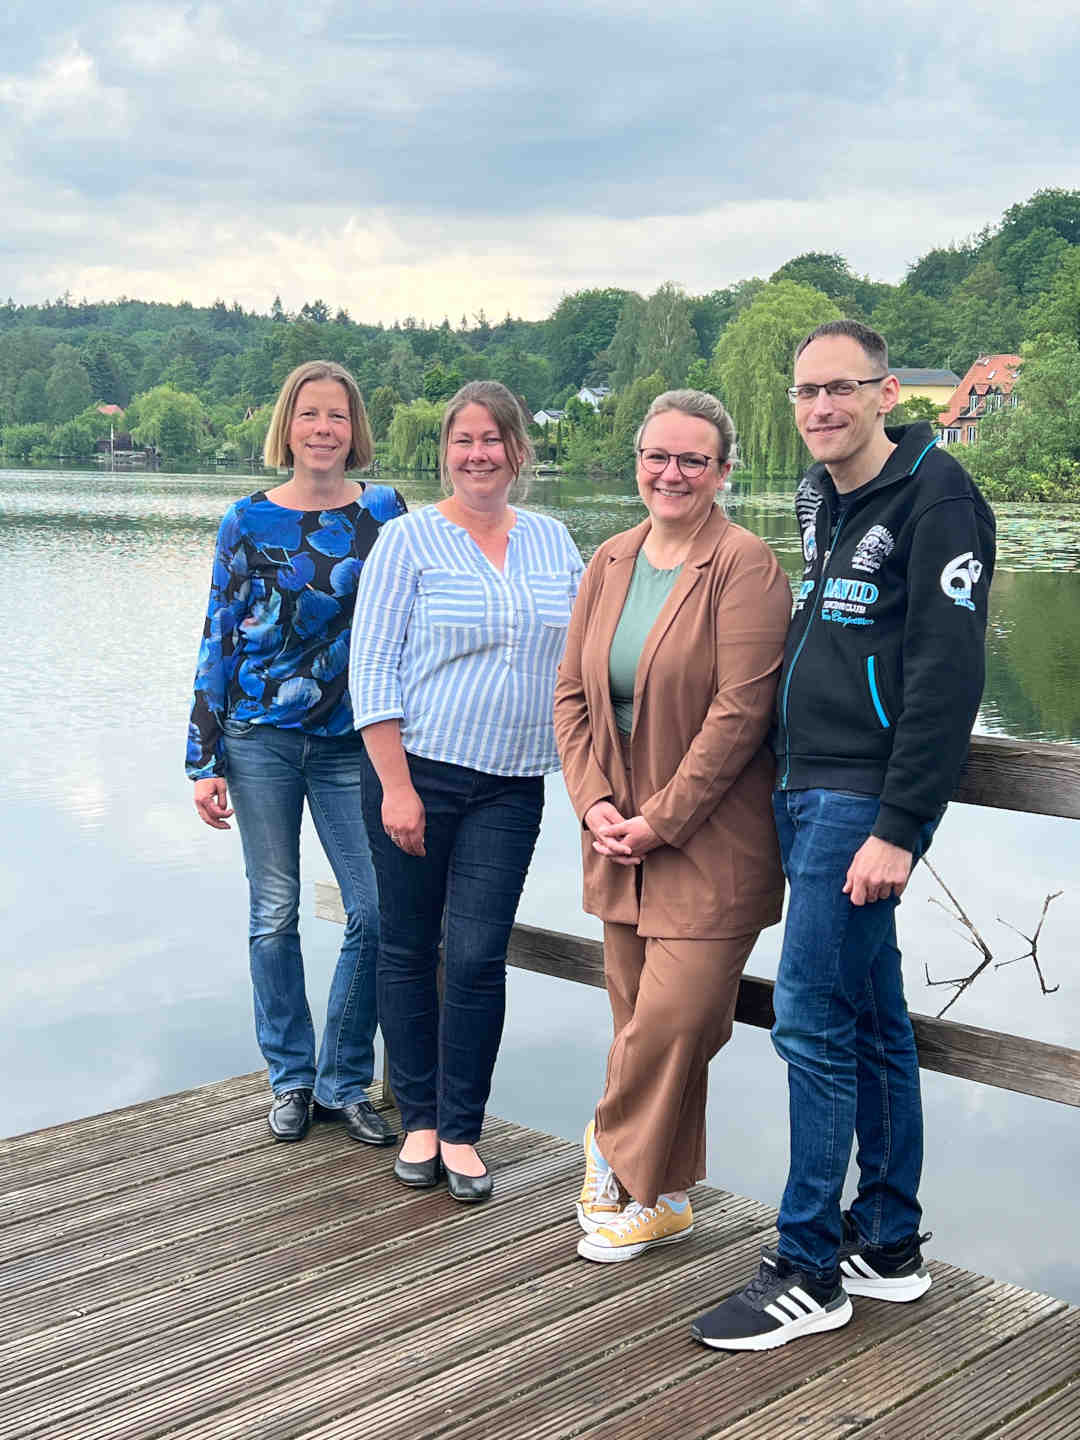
[576,385,611,410]
[533,409,566,427]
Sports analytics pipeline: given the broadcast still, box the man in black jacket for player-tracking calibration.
[693,320,995,1351]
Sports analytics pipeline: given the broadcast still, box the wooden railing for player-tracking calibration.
[314,734,1080,1109]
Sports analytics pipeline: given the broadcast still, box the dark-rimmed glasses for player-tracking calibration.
[637,448,719,479]
[787,377,887,404]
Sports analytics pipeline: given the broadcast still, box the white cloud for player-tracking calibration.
[0,3,1078,316]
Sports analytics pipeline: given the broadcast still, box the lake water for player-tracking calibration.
[3,465,1078,1302]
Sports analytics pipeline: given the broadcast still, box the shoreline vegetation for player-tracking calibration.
[3,189,1080,502]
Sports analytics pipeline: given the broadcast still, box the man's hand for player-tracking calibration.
[844,835,913,906]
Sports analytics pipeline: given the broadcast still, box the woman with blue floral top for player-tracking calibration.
[188,360,406,1146]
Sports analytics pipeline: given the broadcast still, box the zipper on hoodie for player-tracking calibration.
[779,511,847,788]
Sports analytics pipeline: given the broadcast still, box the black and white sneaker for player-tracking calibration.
[691,1248,852,1351]
[839,1212,932,1302]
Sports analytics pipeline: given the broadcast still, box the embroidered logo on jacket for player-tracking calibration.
[821,576,878,627]
[795,484,823,567]
[851,525,894,574]
[940,552,983,611]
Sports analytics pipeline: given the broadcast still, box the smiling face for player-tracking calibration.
[793,335,898,481]
[635,409,730,531]
[446,402,516,510]
[287,378,352,479]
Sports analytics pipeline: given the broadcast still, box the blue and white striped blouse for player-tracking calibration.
[349,505,584,776]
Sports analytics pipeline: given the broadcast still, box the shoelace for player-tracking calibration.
[603,1201,661,1236]
[584,1166,621,1206]
[742,1252,786,1307]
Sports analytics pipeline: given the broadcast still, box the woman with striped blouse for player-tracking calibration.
[349,380,583,1202]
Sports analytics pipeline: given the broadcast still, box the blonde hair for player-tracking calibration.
[635,388,738,468]
[263,361,374,470]
[439,380,533,500]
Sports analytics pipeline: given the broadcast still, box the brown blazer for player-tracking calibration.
[553,505,791,939]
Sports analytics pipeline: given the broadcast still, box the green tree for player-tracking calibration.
[545,287,630,391]
[611,370,668,459]
[1026,246,1080,345]
[964,334,1080,499]
[711,280,841,475]
[368,385,401,442]
[128,384,207,456]
[226,404,273,461]
[387,397,443,470]
[607,292,647,390]
[689,280,764,357]
[949,260,1024,364]
[906,242,979,300]
[887,395,943,427]
[0,422,51,459]
[13,369,47,422]
[869,285,953,368]
[422,362,464,403]
[206,354,241,402]
[638,283,700,387]
[771,253,857,307]
[45,353,92,421]
[998,226,1070,299]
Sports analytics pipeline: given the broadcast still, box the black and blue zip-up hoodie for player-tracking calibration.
[773,422,996,852]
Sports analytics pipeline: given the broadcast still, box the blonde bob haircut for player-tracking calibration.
[635,388,738,470]
[263,360,374,471]
[439,379,533,501]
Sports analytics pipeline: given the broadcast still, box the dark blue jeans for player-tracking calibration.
[223,721,379,1106]
[361,749,544,1143]
[771,788,939,1283]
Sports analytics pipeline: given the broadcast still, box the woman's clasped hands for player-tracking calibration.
[584,801,662,866]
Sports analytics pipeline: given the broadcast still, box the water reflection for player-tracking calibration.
[2,466,1077,1303]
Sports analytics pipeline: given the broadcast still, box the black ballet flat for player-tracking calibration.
[444,1160,493,1204]
[393,1140,443,1189]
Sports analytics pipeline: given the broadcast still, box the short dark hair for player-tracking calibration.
[794,320,889,373]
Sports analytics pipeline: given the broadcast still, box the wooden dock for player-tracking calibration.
[3,1071,1078,1440]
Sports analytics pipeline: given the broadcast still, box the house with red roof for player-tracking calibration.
[938,355,1021,445]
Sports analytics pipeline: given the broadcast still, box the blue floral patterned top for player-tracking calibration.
[186,484,407,779]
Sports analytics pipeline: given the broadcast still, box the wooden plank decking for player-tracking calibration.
[2,1073,1078,1440]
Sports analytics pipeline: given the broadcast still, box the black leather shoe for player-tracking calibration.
[313,1098,396,1147]
[268,1089,312,1142]
[444,1159,493,1204]
[393,1140,443,1189]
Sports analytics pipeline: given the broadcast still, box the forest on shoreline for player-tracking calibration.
[2,188,1080,499]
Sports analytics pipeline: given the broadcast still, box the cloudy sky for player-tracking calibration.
[3,1,1079,324]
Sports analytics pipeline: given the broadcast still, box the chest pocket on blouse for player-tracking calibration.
[419,568,488,627]
[528,574,572,628]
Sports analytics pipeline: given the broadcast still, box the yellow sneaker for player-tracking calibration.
[576,1119,623,1234]
[577,1197,694,1263]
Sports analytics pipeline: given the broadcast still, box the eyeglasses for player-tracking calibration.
[637,448,719,479]
[787,377,887,404]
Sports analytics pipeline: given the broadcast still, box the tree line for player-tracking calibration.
[2,188,1079,497]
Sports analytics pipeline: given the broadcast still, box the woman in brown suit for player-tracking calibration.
[553,389,792,1262]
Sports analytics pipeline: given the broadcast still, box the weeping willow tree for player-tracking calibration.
[387,397,443,471]
[711,280,840,475]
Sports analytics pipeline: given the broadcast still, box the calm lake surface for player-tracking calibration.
[3,464,1078,1301]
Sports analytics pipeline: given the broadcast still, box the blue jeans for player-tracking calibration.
[361,749,544,1143]
[223,721,379,1106]
[771,788,939,1283]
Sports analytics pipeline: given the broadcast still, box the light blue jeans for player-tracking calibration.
[223,721,379,1106]
[771,788,939,1283]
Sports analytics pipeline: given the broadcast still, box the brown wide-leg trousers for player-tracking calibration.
[594,923,758,1208]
